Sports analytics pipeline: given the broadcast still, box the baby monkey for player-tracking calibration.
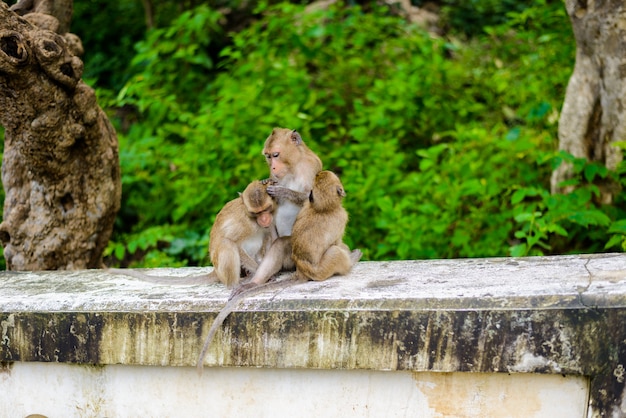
[108,180,277,287]
[291,170,362,281]
[209,179,277,287]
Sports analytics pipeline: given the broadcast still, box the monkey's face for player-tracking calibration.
[309,171,345,211]
[247,202,274,228]
[264,147,288,180]
[255,210,273,228]
[242,180,275,228]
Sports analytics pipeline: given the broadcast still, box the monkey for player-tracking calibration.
[263,128,323,237]
[107,180,277,287]
[208,179,278,287]
[229,128,323,296]
[291,170,362,281]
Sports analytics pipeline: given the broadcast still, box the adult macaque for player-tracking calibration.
[230,128,323,294]
[108,180,277,287]
[291,170,362,281]
[263,128,322,237]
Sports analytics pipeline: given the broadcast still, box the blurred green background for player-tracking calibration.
[2,0,625,268]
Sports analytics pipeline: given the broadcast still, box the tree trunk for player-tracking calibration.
[552,0,626,202]
[0,2,121,270]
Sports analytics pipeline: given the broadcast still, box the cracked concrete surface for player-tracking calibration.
[1,253,626,416]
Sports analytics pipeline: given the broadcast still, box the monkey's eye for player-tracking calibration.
[308,191,314,203]
[272,152,280,158]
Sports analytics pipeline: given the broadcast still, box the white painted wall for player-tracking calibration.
[1,363,588,417]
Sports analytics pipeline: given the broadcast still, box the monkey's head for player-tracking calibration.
[241,180,275,228]
[263,128,305,181]
[308,171,345,212]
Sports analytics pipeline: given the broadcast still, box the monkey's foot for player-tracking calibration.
[350,249,363,265]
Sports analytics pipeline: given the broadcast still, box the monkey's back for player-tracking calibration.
[208,197,260,260]
[292,204,347,265]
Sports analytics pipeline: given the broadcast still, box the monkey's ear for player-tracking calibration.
[238,192,242,197]
[291,130,302,145]
[337,186,346,197]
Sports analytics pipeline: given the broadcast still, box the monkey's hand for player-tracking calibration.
[266,185,308,204]
[260,178,278,185]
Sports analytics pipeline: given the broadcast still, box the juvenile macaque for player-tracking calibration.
[291,170,362,281]
[107,180,276,287]
[209,179,277,287]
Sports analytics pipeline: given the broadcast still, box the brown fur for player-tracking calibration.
[209,180,276,287]
[231,129,323,293]
[291,171,362,281]
[262,128,322,236]
[107,181,276,288]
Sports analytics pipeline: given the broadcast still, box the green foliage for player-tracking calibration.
[0,0,616,267]
[440,0,534,35]
[510,153,613,257]
[105,0,625,266]
[73,0,146,90]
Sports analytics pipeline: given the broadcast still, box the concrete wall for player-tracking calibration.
[2,363,588,417]
[1,254,626,417]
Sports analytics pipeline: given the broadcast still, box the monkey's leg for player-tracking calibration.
[238,249,260,277]
[214,240,241,287]
[306,244,354,281]
[250,236,292,285]
[231,237,293,298]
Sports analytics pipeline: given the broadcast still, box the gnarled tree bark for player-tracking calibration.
[0,1,121,270]
[552,0,626,202]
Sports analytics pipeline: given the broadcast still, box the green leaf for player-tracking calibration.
[608,220,626,234]
[584,163,608,182]
[547,224,568,237]
[515,212,542,223]
[510,243,527,257]
[605,235,625,250]
[568,210,611,227]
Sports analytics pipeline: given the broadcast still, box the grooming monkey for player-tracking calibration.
[198,172,362,370]
[107,180,277,287]
[263,128,323,236]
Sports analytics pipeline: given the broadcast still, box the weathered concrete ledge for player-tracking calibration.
[1,253,626,416]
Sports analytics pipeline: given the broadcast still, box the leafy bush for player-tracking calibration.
[0,1,622,270]
[105,0,620,266]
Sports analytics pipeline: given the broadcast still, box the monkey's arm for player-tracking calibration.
[106,267,217,285]
[266,185,309,205]
[196,277,306,372]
